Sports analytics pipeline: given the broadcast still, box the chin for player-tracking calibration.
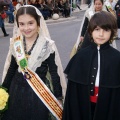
[24,34,31,38]
[96,42,103,45]
[96,9,101,12]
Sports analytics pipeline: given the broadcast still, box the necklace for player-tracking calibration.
[23,34,39,59]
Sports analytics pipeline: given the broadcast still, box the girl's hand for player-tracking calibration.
[58,99,63,106]
[80,36,84,42]
[116,5,119,8]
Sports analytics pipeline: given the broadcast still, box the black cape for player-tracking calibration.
[62,42,120,120]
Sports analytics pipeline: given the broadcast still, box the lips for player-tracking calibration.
[24,31,31,34]
[97,38,104,41]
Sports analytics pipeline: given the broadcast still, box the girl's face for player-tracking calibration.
[94,0,103,12]
[18,14,38,40]
[92,26,111,46]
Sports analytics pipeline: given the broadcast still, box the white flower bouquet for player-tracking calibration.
[0,86,9,119]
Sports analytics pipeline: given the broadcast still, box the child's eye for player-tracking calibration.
[29,22,33,25]
[19,23,24,26]
[95,28,99,31]
[105,29,110,32]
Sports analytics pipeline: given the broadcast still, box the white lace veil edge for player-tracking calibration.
[54,44,67,100]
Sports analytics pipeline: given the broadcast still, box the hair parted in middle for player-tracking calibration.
[16,6,40,27]
[88,11,118,43]
[94,0,104,4]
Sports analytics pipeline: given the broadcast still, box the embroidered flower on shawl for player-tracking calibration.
[37,41,50,60]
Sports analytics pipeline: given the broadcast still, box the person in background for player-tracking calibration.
[15,0,24,10]
[62,11,120,120]
[79,0,106,49]
[110,0,117,10]
[14,0,24,16]
[27,0,32,5]
[4,0,14,23]
[76,0,82,10]
[104,0,116,16]
[41,0,51,20]
[115,0,120,40]
[0,0,9,37]
[46,0,54,17]
[9,1,14,12]
[33,0,41,8]
[58,0,65,16]
[63,0,70,17]
[30,0,35,6]
[12,0,18,6]
[70,0,107,58]
[1,5,66,120]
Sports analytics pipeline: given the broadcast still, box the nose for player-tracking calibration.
[99,29,104,36]
[24,25,29,30]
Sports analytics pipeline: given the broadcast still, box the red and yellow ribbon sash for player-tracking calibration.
[13,36,63,120]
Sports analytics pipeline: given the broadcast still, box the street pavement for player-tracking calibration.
[4,4,88,26]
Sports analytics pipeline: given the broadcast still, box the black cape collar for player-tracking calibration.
[91,41,110,51]
[65,41,110,85]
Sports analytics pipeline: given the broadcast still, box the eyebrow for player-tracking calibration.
[18,20,35,23]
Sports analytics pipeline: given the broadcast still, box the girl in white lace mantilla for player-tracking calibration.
[2,5,66,120]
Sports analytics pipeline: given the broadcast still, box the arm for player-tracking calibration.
[2,55,18,91]
[81,17,89,38]
[47,52,62,100]
[115,1,120,11]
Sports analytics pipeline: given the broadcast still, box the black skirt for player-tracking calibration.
[91,102,96,120]
[2,71,49,120]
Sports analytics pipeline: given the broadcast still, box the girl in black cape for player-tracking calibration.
[62,11,120,120]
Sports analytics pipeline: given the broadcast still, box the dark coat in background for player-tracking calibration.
[80,17,91,49]
[115,0,120,28]
[62,42,120,120]
[0,1,9,27]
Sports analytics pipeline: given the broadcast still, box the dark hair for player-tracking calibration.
[16,6,40,27]
[94,0,104,4]
[88,11,117,42]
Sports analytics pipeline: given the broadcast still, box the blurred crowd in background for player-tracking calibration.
[0,0,120,37]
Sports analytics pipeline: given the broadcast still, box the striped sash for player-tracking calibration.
[13,36,63,120]
[105,1,116,17]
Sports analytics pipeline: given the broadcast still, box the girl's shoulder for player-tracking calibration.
[85,9,94,19]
